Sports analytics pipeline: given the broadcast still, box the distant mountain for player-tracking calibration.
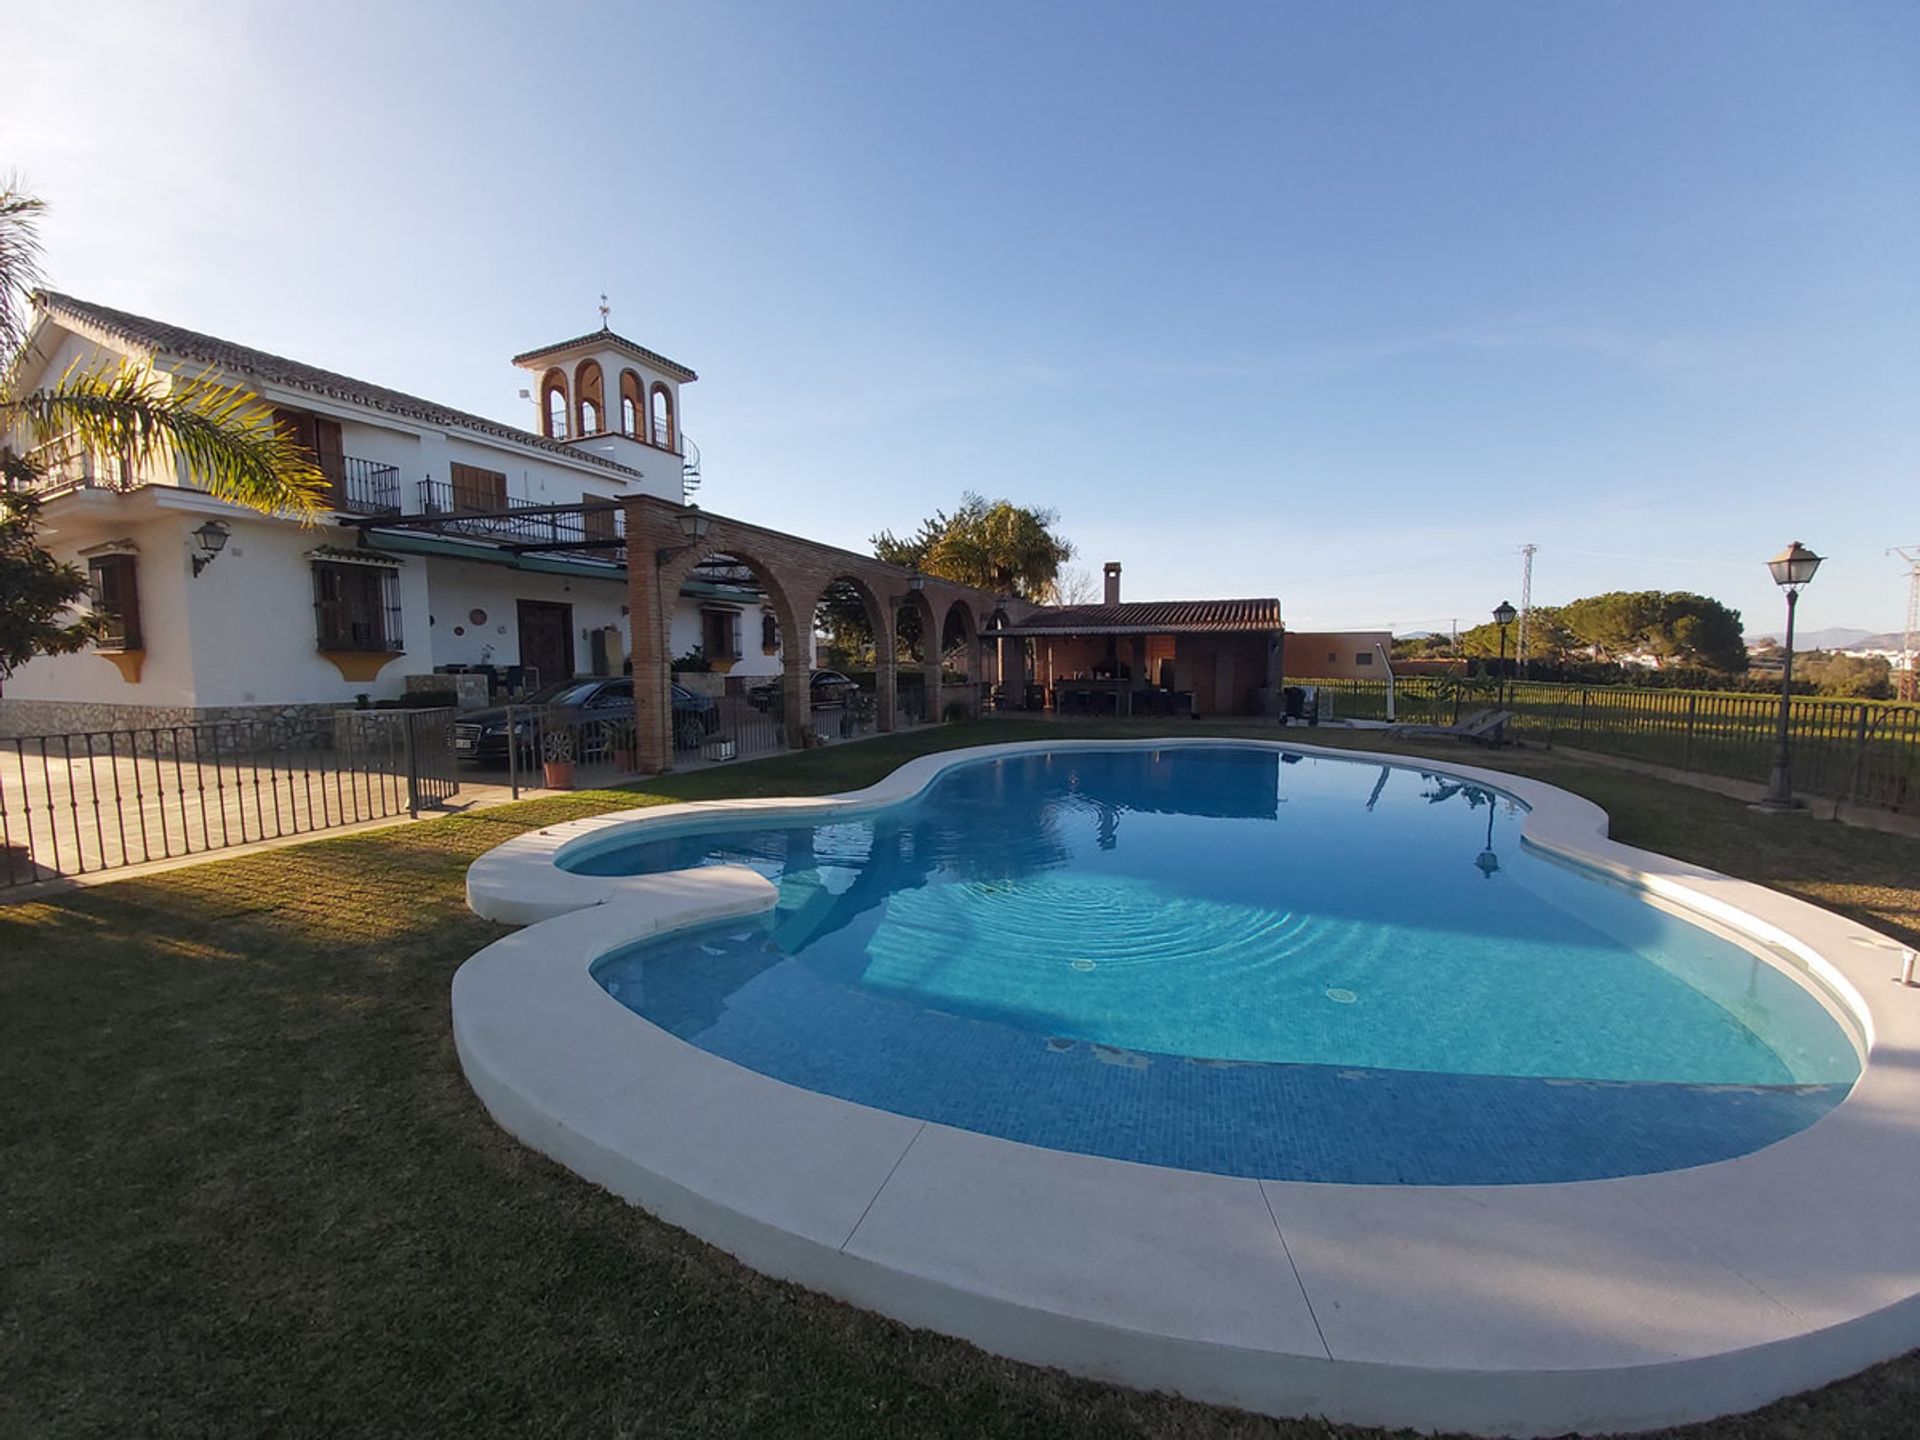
[1752,626,1896,650]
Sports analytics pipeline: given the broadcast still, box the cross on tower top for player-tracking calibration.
[598,293,610,328]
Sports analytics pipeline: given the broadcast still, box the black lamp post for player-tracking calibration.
[1759,541,1823,810]
[1474,794,1500,879]
[1492,600,1517,705]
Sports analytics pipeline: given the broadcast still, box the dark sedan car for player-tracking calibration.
[746,669,862,711]
[450,678,716,765]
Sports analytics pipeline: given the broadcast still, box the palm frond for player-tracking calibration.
[0,179,48,361]
[5,361,328,520]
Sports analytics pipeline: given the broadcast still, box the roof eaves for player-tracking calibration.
[510,327,699,383]
[33,291,653,480]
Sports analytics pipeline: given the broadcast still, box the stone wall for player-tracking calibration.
[0,698,346,752]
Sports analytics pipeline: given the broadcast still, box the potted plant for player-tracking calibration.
[541,724,576,789]
[702,731,738,763]
[609,719,638,773]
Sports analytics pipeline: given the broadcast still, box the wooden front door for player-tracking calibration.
[516,600,574,688]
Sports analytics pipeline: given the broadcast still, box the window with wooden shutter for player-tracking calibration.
[312,561,403,652]
[274,409,346,503]
[449,463,507,513]
[87,554,142,650]
[701,608,741,660]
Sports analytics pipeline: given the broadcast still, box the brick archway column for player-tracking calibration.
[781,585,815,750]
[627,500,816,771]
[624,505,680,774]
[872,603,899,732]
[922,623,944,723]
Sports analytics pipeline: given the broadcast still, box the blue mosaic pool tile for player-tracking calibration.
[601,931,1848,1186]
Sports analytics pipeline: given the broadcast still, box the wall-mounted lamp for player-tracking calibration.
[890,570,928,609]
[190,520,230,577]
[655,504,712,564]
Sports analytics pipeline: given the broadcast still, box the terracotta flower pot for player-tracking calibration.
[542,760,576,790]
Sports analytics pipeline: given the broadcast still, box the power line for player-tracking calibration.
[1554,548,1751,572]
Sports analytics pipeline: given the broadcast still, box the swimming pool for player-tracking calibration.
[456,738,1920,1434]
[567,746,1859,1184]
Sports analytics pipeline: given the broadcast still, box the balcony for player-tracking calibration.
[330,456,402,516]
[21,434,139,498]
[413,480,625,562]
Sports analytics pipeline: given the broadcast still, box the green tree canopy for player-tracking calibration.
[0,476,99,678]
[1799,651,1893,699]
[1456,605,1578,661]
[1559,591,1747,671]
[873,492,1074,600]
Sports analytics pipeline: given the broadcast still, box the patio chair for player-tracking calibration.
[1397,708,1515,746]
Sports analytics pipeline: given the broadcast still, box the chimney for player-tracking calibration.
[1103,562,1122,605]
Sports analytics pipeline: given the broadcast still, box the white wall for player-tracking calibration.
[667,597,793,678]
[177,517,430,706]
[1,503,200,706]
[423,559,626,678]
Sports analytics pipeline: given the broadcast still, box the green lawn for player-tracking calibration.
[5,720,1919,1439]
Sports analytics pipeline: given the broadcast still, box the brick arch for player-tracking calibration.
[622,496,1013,770]
[890,589,941,722]
[574,359,605,436]
[649,545,810,762]
[649,382,676,450]
[618,369,644,438]
[540,368,569,439]
[940,596,982,674]
[813,572,899,731]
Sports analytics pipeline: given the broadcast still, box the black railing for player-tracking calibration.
[335,456,402,515]
[412,481,625,559]
[24,434,139,497]
[681,433,702,499]
[0,710,461,889]
[1291,677,1920,813]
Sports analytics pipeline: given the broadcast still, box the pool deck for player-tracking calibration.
[453,738,1920,1437]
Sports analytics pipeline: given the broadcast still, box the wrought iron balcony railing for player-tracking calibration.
[331,456,402,516]
[412,480,625,561]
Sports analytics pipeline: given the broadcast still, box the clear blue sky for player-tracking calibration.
[10,0,1916,635]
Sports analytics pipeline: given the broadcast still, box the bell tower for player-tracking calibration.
[511,304,699,501]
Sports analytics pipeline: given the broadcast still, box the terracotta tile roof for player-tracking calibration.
[995,598,1282,635]
[33,291,649,479]
[510,327,698,383]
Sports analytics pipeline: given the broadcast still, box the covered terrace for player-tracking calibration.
[990,598,1284,720]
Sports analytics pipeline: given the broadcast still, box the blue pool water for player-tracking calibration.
[578,746,1860,1184]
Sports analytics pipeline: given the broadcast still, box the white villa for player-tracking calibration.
[1,293,799,735]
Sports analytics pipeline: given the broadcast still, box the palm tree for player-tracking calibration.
[1,183,327,516]
[920,493,1075,600]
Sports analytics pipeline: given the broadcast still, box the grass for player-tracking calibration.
[4,718,1919,1439]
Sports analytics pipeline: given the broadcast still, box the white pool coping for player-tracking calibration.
[453,738,1920,1437]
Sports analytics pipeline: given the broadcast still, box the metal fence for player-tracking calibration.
[1294,676,1920,812]
[471,691,846,799]
[1,709,461,889]
[3,676,967,887]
